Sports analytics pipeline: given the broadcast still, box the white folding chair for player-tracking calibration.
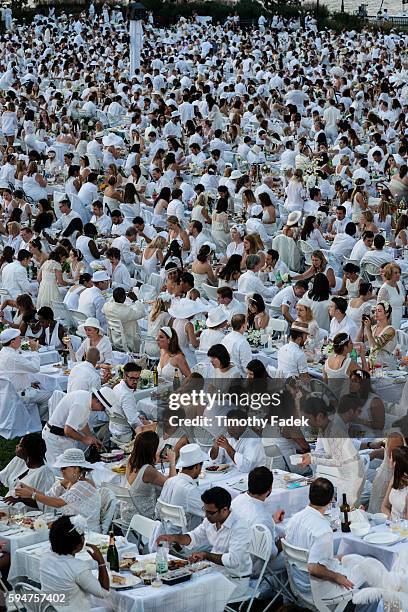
[125,514,158,547]
[87,153,102,171]
[267,319,288,336]
[225,524,272,612]
[14,582,56,612]
[263,443,291,472]
[69,309,87,327]
[147,273,163,293]
[202,283,219,300]
[360,261,382,288]
[192,425,214,453]
[51,300,76,330]
[156,499,188,532]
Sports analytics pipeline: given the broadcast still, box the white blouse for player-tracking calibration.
[46,480,101,532]
[0,457,55,499]
[75,335,113,364]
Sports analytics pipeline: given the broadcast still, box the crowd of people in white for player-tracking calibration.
[0,4,407,611]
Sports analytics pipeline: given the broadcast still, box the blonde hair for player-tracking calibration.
[244,233,264,253]
[383,262,401,281]
[149,235,167,250]
[7,221,20,235]
[150,297,170,322]
[296,303,314,323]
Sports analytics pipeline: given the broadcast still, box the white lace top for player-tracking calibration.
[47,480,101,532]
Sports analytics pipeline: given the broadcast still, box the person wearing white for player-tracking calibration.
[271,283,307,324]
[110,365,145,443]
[111,229,137,271]
[1,252,33,299]
[237,255,278,300]
[103,288,145,353]
[329,227,357,258]
[199,307,228,351]
[210,414,266,473]
[328,297,358,342]
[42,388,113,466]
[78,270,110,332]
[217,287,246,322]
[52,201,80,234]
[67,349,101,394]
[222,314,252,377]
[277,321,310,378]
[157,487,252,599]
[157,444,207,532]
[90,201,112,235]
[349,232,374,262]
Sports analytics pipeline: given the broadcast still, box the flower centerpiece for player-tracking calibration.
[139,369,153,389]
[304,158,321,189]
[20,339,30,351]
[247,329,262,348]
[33,518,48,531]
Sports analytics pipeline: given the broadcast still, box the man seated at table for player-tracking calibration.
[110,362,146,443]
[216,286,246,322]
[209,409,266,473]
[232,466,286,596]
[271,280,308,325]
[237,254,278,300]
[157,486,252,598]
[222,314,252,376]
[328,296,358,342]
[277,321,310,380]
[156,443,206,532]
[0,328,53,422]
[285,478,359,601]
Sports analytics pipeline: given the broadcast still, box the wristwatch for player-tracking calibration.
[31,491,37,500]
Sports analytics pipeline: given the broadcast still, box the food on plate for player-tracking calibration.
[111,465,126,474]
[120,557,137,569]
[205,464,229,472]
[168,559,188,571]
[190,561,211,573]
[112,574,126,585]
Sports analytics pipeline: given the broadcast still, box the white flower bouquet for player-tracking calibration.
[247,329,262,348]
[33,518,48,531]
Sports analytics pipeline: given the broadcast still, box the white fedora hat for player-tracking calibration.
[93,386,118,412]
[286,211,302,226]
[206,306,228,328]
[230,170,243,180]
[77,317,104,335]
[92,270,110,283]
[168,298,206,320]
[53,448,94,470]
[176,443,208,469]
[0,328,20,344]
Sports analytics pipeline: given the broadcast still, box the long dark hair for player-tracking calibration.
[129,431,159,472]
[308,272,330,301]
[301,216,316,241]
[162,239,183,270]
[246,359,269,379]
[247,293,265,328]
[218,255,242,282]
[392,447,408,490]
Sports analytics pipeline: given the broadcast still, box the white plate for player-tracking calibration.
[110,573,142,589]
[40,365,59,374]
[25,511,43,518]
[363,532,400,545]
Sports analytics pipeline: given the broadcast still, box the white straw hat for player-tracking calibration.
[176,443,208,469]
[77,317,104,335]
[93,386,118,412]
[92,270,110,283]
[0,328,20,344]
[230,170,243,180]
[286,211,302,226]
[53,448,94,470]
[206,307,228,328]
[168,298,206,319]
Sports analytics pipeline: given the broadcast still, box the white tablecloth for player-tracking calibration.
[38,350,61,366]
[0,523,49,559]
[334,524,406,570]
[10,545,235,612]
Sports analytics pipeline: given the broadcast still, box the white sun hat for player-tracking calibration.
[92,270,110,283]
[77,317,104,335]
[168,298,206,319]
[286,211,302,226]
[176,443,208,469]
[102,133,123,147]
[53,448,94,470]
[205,306,228,328]
[0,328,20,344]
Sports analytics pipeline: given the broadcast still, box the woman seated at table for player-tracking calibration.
[368,432,406,514]
[292,249,336,291]
[191,244,217,292]
[0,433,54,506]
[324,333,367,396]
[301,272,332,331]
[295,301,321,351]
[300,215,329,250]
[191,186,211,225]
[145,295,172,358]
[156,407,189,463]
[338,262,362,298]
[241,233,265,270]
[217,254,242,289]
[75,223,103,272]
[29,237,48,269]
[346,282,376,326]
[37,306,65,350]
[349,369,385,434]
[0,293,39,336]
[207,344,241,380]
[258,192,277,236]
[167,216,190,254]
[156,327,191,381]
[377,262,406,329]
[142,235,166,280]
[199,307,228,352]
[122,431,176,524]
[360,301,398,369]
[63,273,93,311]
[211,197,230,249]
[65,316,113,365]
[105,246,133,291]
[40,515,109,611]
[359,210,378,235]
[246,359,270,379]
[15,448,101,532]
[381,446,408,519]
[246,293,269,330]
[103,175,123,208]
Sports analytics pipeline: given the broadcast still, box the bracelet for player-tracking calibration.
[98,563,106,568]
[31,491,37,500]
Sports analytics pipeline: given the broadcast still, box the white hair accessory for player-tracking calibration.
[69,515,87,536]
[161,326,172,338]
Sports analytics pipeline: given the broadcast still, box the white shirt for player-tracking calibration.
[271,286,299,320]
[110,380,143,439]
[222,330,252,376]
[220,299,246,323]
[1,260,32,299]
[78,286,107,331]
[111,235,135,268]
[0,346,41,393]
[329,314,358,342]
[67,361,101,393]
[40,552,108,612]
[48,390,92,431]
[167,198,184,220]
[237,270,277,300]
[111,219,131,236]
[90,213,112,235]
[0,456,55,499]
[158,472,204,531]
[350,239,370,262]
[52,210,81,233]
[277,342,308,377]
[213,429,266,473]
[329,233,356,258]
[187,510,252,578]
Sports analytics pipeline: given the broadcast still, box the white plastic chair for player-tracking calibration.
[225,524,273,612]
[360,261,382,288]
[99,487,118,534]
[125,513,158,546]
[156,498,188,532]
[298,239,313,266]
[147,273,163,293]
[51,300,76,330]
[192,425,214,453]
[202,283,219,300]
[14,582,56,612]
[263,443,291,471]
[267,319,288,335]
[87,153,102,171]
[69,309,87,327]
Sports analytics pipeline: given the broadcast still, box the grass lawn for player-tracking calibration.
[0,438,18,495]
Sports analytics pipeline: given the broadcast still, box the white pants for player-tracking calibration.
[42,428,79,467]
[23,387,53,421]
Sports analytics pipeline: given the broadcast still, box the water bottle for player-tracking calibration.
[350,348,358,363]
[156,542,168,574]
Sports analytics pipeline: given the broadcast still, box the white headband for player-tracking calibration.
[161,326,172,338]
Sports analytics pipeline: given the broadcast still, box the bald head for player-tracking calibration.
[86,347,100,366]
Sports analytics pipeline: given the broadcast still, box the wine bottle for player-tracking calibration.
[340,493,351,533]
[153,364,158,387]
[107,530,119,572]
[173,367,181,391]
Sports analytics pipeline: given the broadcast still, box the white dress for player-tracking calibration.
[36,260,63,309]
[389,486,408,519]
[172,318,196,367]
[146,312,170,358]
[142,249,159,278]
[158,360,178,382]
[46,480,101,532]
[377,282,405,329]
[324,356,352,398]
